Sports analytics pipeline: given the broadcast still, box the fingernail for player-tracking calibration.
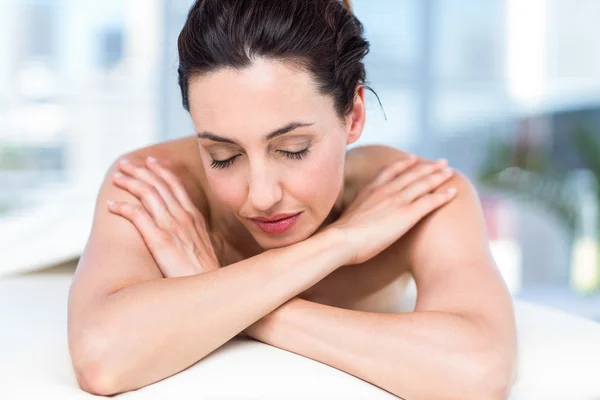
[447,187,457,195]
[119,158,129,165]
[114,172,123,179]
[147,156,157,163]
[107,200,116,206]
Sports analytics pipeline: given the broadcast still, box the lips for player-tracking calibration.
[251,213,299,222]
[250,212,302,234]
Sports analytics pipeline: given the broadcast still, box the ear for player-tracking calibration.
[345,85,366,145]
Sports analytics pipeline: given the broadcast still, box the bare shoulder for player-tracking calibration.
[69,135,207,319]
[344,144,444,196]
[346,144,413,172]
[126,135,209,216]
[344,144,478,264]
[345,143,472,193]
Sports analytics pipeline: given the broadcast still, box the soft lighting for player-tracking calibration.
[506,0,547,109]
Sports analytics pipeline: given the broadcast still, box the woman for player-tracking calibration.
[67,0,517,398]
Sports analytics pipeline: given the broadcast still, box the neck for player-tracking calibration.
[315,179,346,235]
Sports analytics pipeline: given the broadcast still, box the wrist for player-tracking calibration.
[313,226,353,267]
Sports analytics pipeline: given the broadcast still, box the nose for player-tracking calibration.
[247,164,283,212]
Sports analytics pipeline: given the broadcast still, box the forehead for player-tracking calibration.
[187,58,334,133]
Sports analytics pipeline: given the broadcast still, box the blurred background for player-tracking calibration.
[1,0,600,321]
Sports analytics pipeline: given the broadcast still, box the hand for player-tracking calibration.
[107,156,223,278]
[326,156,457,266]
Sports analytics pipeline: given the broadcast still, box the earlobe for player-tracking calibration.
[346,126,361,145]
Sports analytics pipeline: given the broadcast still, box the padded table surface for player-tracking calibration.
[1,269,599,399]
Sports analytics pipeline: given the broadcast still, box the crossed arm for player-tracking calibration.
[71,155,516,398]
[243,173,518,400]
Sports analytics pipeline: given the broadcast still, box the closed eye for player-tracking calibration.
[209,154,239,169]
[209,148,310,170]
[278,148,310,160]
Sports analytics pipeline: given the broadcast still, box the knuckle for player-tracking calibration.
[434,192,447,203]
[374,171,390,184]
[372,183,389,197]
[179,210,195,227]
[423,164,438,175]
[119,203,141,219]
[119,202,134,213]
[429,174,442,185]
[130,204,146,217]
[403,171,417,182]
[142,184,160,199]
[396,160,413,170]
[172,224,186,238]
[113,171,127,182]
[400,156,417,166]
[411,182,426,194]
[110,202,124,213]
[362,181,377,195]
[436,172,447,182]
[395,194,406,204]
[125,164,142,178]
[172,174,184,186]
[160,166,179,181]
[426,193,439,203]
[416,196,433,210]
[153,230,172,246]
[163,215,179,231]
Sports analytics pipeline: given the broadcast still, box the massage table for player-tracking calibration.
[1,263,600,400]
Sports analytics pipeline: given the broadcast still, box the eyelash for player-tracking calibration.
[210,148,311,170]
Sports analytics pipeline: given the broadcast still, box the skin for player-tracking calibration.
[68,57,517,398]
[189,57,356,253]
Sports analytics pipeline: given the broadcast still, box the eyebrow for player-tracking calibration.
[196,121,315,145]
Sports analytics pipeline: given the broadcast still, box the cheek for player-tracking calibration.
[206,173,246,209]
[290,146,345,209]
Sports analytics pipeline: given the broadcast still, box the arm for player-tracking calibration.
[245,299,498,400]
[71,228,347,396]
[68,155,351,396]
[244,173,517,400]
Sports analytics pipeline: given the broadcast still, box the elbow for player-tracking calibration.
[75,360,119,396]
[471,351,517,400]
[70,329,123,396]
[473,377,514,400]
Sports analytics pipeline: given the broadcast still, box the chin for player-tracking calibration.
[254,233,304,250]
[251,224,315,250]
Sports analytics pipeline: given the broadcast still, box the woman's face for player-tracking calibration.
[188,58,364,249]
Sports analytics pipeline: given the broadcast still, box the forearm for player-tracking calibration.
[246,299,511,400]
[70,228,348,395]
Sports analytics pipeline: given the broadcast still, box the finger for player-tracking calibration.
[143,156,210,238]
[118,159,188,222]
[382,159,449,196]
[352,156,419,206]
[107,200,169,245]
[367,155,419,190]
[404,187,457,223]
[112,171,175,228]
[145,157,205,223]
[398,167,454,204]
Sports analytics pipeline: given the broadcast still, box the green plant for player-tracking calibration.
[477,123,600,293]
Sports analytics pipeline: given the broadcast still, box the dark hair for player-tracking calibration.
[177,0,378,122]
